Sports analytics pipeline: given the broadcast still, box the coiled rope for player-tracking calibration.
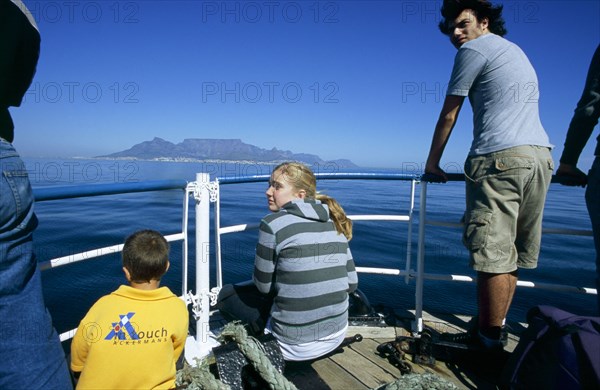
[377,372,459,390]
[176,357,229,390]
[176,322,297,390]
[219,322,297,390]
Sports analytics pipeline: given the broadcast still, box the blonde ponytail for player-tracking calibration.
[316,194,353,241]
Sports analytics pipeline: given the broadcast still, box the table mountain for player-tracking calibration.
[99,138,358,168]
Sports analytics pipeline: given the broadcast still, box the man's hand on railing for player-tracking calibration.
[555,163,587,187]
[423,165,448,183]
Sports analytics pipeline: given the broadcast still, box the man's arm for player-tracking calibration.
[557,44,600,187]
[424,95,465,182]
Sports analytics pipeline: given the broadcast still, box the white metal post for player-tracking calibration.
[196,173,210,349]
[184,173,219,361]
[405,179,416,284]
[181,188,189,297]
[413,180,427,334]
[214,180,223,288]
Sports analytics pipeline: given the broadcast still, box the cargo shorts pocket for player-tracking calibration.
[493,156,534,176]
[462,209,493,251]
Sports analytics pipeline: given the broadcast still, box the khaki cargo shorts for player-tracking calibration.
[463,145,554,274]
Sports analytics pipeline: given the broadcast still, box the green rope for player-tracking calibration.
[175,322,296,390]
[375,372,460,390]
[176,358,230,390]
[219,322,298,390]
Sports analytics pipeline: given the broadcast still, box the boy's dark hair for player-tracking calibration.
[438,0,507,37]
[122,229,169,283]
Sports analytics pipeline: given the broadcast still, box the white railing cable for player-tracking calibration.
[350,215,410,221]
[356,266,403,276]
[38,232,185,271]
[426,220,593,237]
[219,223,258,234]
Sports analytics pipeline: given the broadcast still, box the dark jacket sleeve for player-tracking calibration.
[0,0,41,141]
[560,44,600,165]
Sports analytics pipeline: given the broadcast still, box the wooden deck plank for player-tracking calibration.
[309,358,369,390]
[283,361,333,390]
[347,338,403,378]
[327,345,398,389]
[347,325,398,340]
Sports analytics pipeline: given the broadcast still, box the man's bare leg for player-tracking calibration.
[477,270,518,339]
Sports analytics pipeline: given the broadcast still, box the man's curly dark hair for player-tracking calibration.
[438,0,507,37]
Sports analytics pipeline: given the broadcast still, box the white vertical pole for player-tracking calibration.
[195,173,211,350]
[413,180,427,334]
[405,179,416,284]
[181,188,189,297]
[214,180,223,288]
[185,173,219,361]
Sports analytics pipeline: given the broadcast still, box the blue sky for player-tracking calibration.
[12,0,600,170]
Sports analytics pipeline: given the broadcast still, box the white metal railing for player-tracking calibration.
[35,172,597,355]
[211,176,597,336]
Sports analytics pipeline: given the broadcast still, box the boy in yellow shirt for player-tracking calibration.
[71,230,189,389]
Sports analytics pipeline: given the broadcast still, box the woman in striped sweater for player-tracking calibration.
[254,162,358,361]
[217,162,358,361]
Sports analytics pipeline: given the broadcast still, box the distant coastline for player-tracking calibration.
[97,137,359,168]
[92,156,323,166]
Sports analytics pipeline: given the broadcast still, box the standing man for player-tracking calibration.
[424,0,553,350]
[555,44,600,314]
[1,0,72,388]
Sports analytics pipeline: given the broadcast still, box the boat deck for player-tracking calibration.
[200,311,523,390]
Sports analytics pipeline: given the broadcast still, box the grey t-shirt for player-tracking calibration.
[447,33,552,156]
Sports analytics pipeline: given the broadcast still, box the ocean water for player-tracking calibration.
[25,158,597,336]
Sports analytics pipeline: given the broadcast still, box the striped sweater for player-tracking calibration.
[253,198,358,345]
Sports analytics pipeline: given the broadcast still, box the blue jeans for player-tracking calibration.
[0,140,72,389]
[215,281,273,336]
[586,157,600,314]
